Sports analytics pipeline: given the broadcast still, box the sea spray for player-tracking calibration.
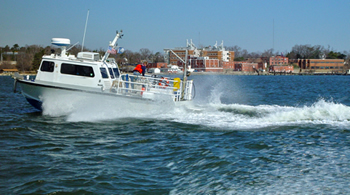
[40,90,176,122]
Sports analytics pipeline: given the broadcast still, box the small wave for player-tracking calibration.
[168,98,350,130]
[217,104,272,118]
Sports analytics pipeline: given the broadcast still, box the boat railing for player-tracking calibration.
[182,79,193,101]
[111,74,193,101]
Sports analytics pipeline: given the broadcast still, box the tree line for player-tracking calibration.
[1,43,349,72]
[0,44,166,72]
[227,44,349,62]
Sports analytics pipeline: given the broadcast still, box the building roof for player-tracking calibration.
[2,69,19,72]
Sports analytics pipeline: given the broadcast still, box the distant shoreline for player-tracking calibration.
[1,70,348,77]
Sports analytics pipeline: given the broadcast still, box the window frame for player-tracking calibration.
[40,61,55,72]
[60,63,95,77]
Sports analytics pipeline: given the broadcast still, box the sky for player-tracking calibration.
[1,0,350,54]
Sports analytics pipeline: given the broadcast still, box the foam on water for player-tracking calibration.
[180,99,350,130]
[41,92,175,122]
[40,90,350,130]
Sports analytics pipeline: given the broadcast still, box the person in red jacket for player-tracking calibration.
[132,64,143,89]
[133,64,143,76]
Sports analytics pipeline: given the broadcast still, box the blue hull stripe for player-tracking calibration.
[25,97,43,111]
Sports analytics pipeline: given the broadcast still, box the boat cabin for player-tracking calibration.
[36,50,120,91]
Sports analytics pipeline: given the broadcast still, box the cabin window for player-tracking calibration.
[61,63,94,77]
[100,68,108,78]
[40,61,55,72]
[108,68,115,79]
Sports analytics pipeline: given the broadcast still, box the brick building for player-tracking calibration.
[178,56,221,72]
[203,59,221,72]
[234,62,258,72]
[298,59,345,72]
[246,58,267,71]
[222,61,235,69]
[270,56,288,65]
[147,62,167,69]
[168,50,198,65]
[164,40,234,72]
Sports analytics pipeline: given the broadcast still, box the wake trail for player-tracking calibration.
[166,99,350,130]
[40,88,350,131]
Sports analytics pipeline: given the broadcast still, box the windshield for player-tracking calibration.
[100,68,108,78]
[113,68,120,78]
[108,68,115,79]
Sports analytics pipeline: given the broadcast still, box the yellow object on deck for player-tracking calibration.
[173,78,181,91]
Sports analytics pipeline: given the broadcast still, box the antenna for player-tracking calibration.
[82,10,89,52]
[67,42,79,51]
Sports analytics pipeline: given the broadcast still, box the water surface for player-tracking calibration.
[1,75,350,194]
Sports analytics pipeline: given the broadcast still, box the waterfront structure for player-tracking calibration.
[298,59,345,73]
[164,40,235,72]
[269,65,294,73]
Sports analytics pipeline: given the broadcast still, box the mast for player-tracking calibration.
[102,30,123,62]
[99,30,124,90]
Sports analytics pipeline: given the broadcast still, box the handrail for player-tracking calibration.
[110,74,192,101]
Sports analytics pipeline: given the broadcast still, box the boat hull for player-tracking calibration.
[25,96,43,110]
[16,79,167,112]
[17,80,46,110]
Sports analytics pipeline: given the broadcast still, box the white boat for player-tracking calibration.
[13,30,194,111]
[168,65,183,74]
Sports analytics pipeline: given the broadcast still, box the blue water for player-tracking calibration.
[1,75,350,194]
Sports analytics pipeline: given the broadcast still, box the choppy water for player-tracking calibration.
[1,75,350,194]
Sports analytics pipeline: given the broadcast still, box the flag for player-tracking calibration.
[107,46,116,54]
[117,47,125,54]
